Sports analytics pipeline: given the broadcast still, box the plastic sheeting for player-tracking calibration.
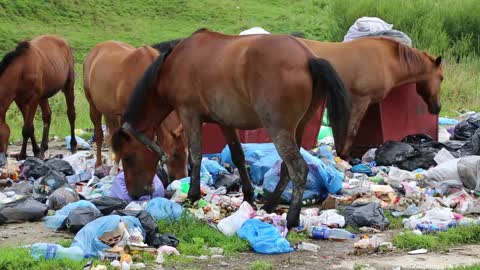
[45,200,99,230]
[109,172,165,202]
[262,149,344,202]
[0,196,48,224]
[71,215,143,258]
[145,198,184,221]
[237,219,293,254]
[239,27,271,35]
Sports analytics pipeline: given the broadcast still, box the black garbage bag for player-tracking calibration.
[44,158,75,176]
[88,196,128,215]
[453,113,480,141]
[375,141,415,166]
[4,181,33,195]
[214,170,240,192]
[395,146,438,171]
[459,129,480,156]
[33,170,69,203]
[22,157,50,179]
[65,206,102,233]
[344,202,389,230]
[0,196,48,224]
[47,187,80,210]
[112,209,179,247]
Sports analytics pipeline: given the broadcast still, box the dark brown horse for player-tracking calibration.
[298,37,444,158]
[0,35,77,166]
[83,41,188,182]
[111,29,351,228]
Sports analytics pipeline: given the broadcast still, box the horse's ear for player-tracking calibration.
[435,56,442,66]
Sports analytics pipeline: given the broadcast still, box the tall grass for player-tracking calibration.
[0,0,478,140]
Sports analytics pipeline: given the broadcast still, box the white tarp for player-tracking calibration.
[239,27,271,36]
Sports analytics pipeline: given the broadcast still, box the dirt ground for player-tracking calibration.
[3,141,480,270]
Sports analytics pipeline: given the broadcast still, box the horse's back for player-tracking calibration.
[162,31,315,129]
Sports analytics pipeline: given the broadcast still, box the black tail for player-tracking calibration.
[0,41,30,77]
[308,58,351,154]
[122,47,174,124]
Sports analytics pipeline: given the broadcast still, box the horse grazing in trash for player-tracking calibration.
[111,29,351,228]
[83,41,188,183]
[0,35,77,166]
[298,37,444,158]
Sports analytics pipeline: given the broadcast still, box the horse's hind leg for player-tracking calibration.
[269,128,308,228]
[39,99,52,159]
[220,126,254,204]
[88,99,104,168]
[63,70,77,153]
[339,96,370,159]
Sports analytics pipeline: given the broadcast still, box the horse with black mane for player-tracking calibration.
[111,29,351,228]
[0,35,77,165]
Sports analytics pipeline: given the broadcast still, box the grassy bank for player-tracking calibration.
[0,0,479,141]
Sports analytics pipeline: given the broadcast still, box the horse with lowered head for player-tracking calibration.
[0,35,77,166]
[111,29,351,228]
[83,41,188,185]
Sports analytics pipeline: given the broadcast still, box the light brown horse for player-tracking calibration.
[111,29,351,228]
[298,37,444,158]
[0,35,77,166]
[83,41,188,182]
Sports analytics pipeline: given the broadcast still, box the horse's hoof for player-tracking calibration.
[261,204,276,214]
[0,153,6,167]
[286,211,301,229]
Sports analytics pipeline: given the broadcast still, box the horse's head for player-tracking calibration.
[162,126,188,181]
[416,55,443,115]
[111,128,160,200]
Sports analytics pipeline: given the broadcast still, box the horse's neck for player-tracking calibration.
[389,48,430,89]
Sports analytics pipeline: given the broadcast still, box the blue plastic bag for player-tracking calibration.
[145,198,184,221]
[237,219,293,254]
[201,158,228,183]
[221,143,280,185]
[439,117,459,125]
[351,164,373,176]
[262,149,344,202]
[45,200,99,230]
[65,136,91,150]
[71,215,143,258]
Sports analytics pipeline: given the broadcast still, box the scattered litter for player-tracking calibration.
[407,248,428,255]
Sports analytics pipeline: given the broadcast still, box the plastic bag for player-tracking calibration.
[239,27,271,35]
[343,17,412,46]
[362,148,377,164]
[214,170,240,192]
[375,141,415,166]
[88,197,128,215]
[66,135,90,150]
[424,158,461,182]
[221,143,281,185]
[300,209,345,229]
[453,113,480,141]
[71,215,143,258]
[66,206,103,233]
[0,196,48,224]
[4,181,33,195]
[22,157,50,179]
[44,158,75,176]
[344,203,389,230]
[237,219,293,254]
[47,187,80,210]
[109,172,165,202]
[62,151,95,174]
[217,201,255,236]
[263,149,343,202]
[145,198,184,221]
[457,156,480,191]
[45,200,99,230]
[201,158,228,183]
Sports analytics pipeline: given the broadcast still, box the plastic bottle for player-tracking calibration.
[30,243,84,261]
[415,221,456,233]
[307,226,355,240]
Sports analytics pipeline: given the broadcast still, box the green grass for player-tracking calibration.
[286,230,309,245]
[249,260,274,270]
[0,247,88,270]
[0,0,479,141]
[158,214,249,266]
[393,224,480,251]
[448,265,480,270]
[384,210,404,230]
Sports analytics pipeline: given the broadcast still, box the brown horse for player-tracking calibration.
[0,35,77,166]
[83,41,188,182]
[111,29,351,228]
[298,37,444,158]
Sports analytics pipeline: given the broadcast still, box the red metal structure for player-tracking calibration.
[201,84,438,156]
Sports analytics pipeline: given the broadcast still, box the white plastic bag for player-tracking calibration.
[424,158,461,182]
[217,201,255,236]
[433,148,455,165]
[239,27,270,35]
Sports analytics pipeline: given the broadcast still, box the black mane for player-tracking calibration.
[0,41,29,77]
[151,38,183,53]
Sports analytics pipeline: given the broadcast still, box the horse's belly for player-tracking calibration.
[206,102,262,130]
